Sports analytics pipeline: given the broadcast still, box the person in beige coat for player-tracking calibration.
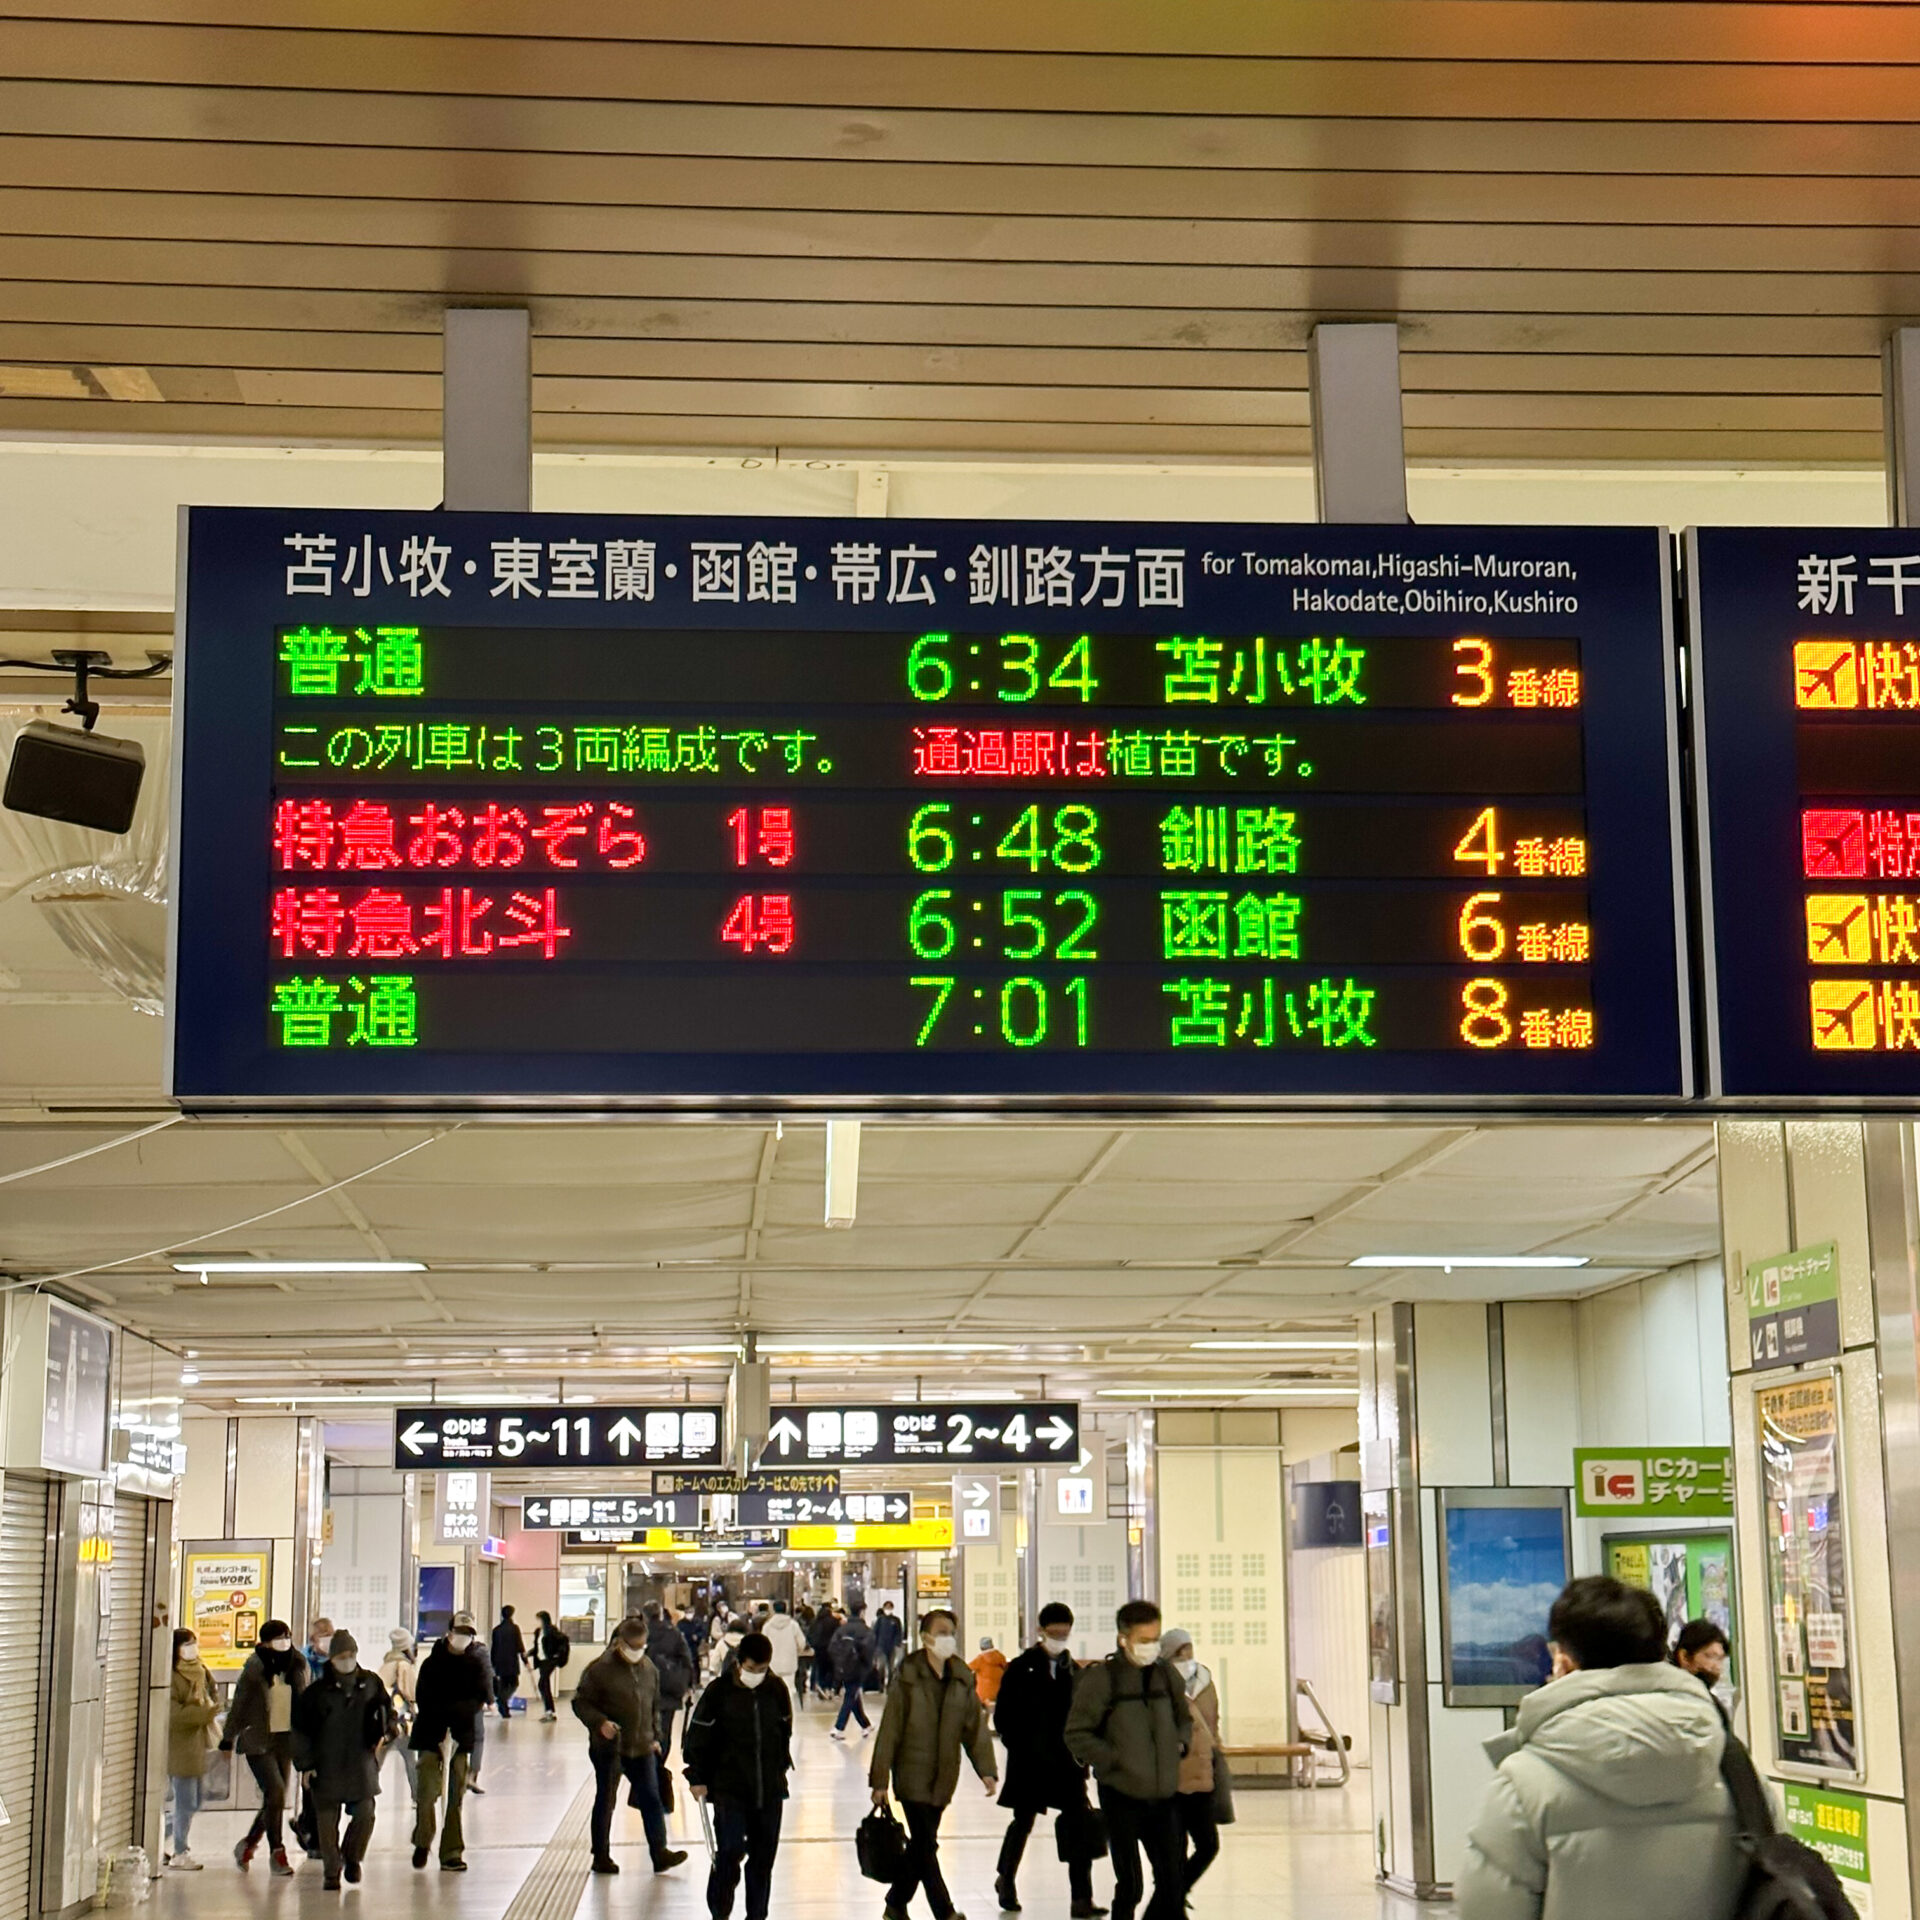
[1157,1629,1221,1893]
[870,1610,1000,1920]
[166,1628,219,1871]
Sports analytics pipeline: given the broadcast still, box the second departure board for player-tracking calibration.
[1691,526,1920,1097]
[169,510,1690,1105]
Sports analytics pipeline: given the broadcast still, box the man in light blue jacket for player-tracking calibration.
[1457,1576,1743,1920]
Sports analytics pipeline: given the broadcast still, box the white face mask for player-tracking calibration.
[1124,1638,1162,1668]
[268,1637,293,1654]
[928,1634,958,1662]
[619,1643,648,1664]
[738,1668,769,1689]
[180,1643,200,1663]
[331,1656,357,1676]
[1042,1634,1072,1656]
[447,1633,472,1653]
[1175,1658,1199,1682]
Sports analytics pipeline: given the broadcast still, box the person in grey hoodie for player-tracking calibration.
[1457,1576,1743,1920]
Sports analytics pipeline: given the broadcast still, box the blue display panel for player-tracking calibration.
[1689,528,1920,1098]
[169,509,1691,1106]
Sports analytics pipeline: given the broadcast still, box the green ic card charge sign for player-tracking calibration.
[1782,1783,1871,1916]
[1573,1447,1733,1518]
[1746,1240,1841,1372]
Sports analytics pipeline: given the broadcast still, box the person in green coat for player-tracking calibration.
[166,1629,218,1871]
[1456,1577,1742,1920]
[869,1609,999,1920]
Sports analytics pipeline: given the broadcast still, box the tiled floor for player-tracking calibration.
[154,1691,1423,1920]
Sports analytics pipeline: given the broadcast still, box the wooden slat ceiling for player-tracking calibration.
[0,1,1913,462]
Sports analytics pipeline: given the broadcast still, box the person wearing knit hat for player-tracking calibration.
[292,1628,398,1889]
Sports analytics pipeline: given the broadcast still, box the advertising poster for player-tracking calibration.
[1757,1372,1858,1777]
[1363,1490,1397,1704]
[1604,1529,1737,1654]
[184,1546,271,1673]
[1438,1491,1571,1706]
[1782,1782,1872,1918]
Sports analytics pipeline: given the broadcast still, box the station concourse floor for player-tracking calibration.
[152,1688,1419,1920]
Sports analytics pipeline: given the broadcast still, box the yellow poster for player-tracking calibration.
[184,1549,271,1672]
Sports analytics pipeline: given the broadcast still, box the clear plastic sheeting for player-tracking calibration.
[0,716,171,1014]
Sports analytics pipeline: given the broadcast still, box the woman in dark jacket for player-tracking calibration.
[292,1630,397,1890]
[220,1618,307,1875]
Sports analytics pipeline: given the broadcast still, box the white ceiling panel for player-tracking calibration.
[1046,1179,1355,1226]
[1096,1126,1457,1186]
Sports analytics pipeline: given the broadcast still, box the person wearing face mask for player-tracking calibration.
[684,1630,794,1920]
[869,1610,1000,1920]
[1156,1630,1222,1896]
[993,1605,1105,1919]
[408,1610,490,1872]
[573,1613,690,1877]
[378,1628,421,1810]
[291,1630,398,1891]
[165,1629,218,1870]
[1064,1602,1190,1920]
[221,1617,307,1875]
[305,1617,335,1683]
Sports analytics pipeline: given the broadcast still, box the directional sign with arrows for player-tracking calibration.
[953,1473,1000,1544]
[737,1489,911,1528]
[755,1402,1079,1468]
[522,1493,701,1531]
[392,1405,724,1472]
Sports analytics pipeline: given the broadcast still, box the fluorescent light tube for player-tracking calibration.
[1188,1338,1359,1351]
[171,1260,427,1275]
[1348,1254,1587,1270]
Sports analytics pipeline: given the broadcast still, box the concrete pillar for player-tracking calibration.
[1154,1411,1292,1747]
[1720,1119,1920,1920]
[177,1415,316,1634]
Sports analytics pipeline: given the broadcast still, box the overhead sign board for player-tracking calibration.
[1690,527,1920,1096]
[756,1401,1079,1467]
[736,1488,911,1527]
[523,1492,701,1531]
[1572,1447,1734,1519]
[392,1404,723,1470]
[657,1469,840,1497]
[170,508,1689,1108]
[953,1473,1001,1543]
[435,1469,490,1544]
[787,1520,954,1552]
[43,1300,112,1477]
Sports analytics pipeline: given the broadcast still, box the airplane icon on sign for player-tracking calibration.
[1811,984,1875,1050]
[1805,896,1868,962]
[1794,641,1859,709]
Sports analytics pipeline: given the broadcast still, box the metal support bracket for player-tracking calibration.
[443,308,532,512]
[1309,322,1409,526]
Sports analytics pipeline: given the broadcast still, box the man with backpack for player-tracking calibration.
[1458,1576,1758,1920]
[532,1610,570,1723]
[829,1604,877,1739]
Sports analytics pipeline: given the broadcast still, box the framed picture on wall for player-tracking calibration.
[1435,1487,1573,1707]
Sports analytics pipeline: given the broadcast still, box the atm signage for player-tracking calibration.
[1572,1447,1733,1518]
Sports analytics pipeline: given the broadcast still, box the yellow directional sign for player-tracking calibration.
[786,1520,953,1552]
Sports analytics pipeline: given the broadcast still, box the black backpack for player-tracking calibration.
[550,1628,571,1669]
[1719,1732,1856,1920]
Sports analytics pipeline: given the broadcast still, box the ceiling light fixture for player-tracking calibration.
[170,1260,427,1275]
[1348,1254,1588,1271]
[1188,1338,1359,1351]
[1094,1385,1360,1399]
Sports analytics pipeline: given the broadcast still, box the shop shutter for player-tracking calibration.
[0,1477,49,1920]
[97,1496,152,1853]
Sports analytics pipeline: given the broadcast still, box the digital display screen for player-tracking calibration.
[1438,1491,1571,1705]
[170,510,1690,1104]
[1690,528,1920,1096]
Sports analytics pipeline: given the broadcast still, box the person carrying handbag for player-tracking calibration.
[869,1610,1000,1920]
[993,1603,1106,1918]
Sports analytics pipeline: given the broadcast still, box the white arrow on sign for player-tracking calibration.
[767,1415,803,1457]
[886,1496,909,1520]
[400,1421,437,1456]
[1038,1417,1074,1451]
[961,1480,992,1507]
[608,1418,644,1457]
[526,1501,547,1526]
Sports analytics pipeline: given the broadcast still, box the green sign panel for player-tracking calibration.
[1573,1447,1733,1518]
[1746,1240,1841,1372]
[1783,1782,1869,1906]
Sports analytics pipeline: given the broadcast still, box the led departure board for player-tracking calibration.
[170,510,1690,1105]
[1690,528,1920,1097]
